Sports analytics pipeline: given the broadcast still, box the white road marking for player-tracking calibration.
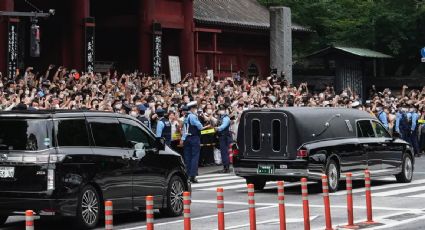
[196,173,230,179]
[198,175,241,183]
[372,185,425,197]
[191,178,247,188]
[332,178,425,196]
[220,216,318,230]
[408,193,425,198]
[198,181,277,191]
[191,200,421,211]
[118,205,277,230]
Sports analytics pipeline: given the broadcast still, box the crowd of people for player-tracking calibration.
[1,65,425,164]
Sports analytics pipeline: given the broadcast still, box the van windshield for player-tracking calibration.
[0,119,51,151]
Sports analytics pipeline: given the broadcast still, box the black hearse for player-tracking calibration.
[233,108,414,192]
[0,110,189,229]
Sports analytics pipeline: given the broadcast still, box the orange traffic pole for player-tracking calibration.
[277,181,286,230]
[146,196,154,230]
[105,201,113,230]
[321,175,333,230]
[183,192,191,230]
[343,173,359,229]
[301,178,310,230]
[217,187,225,230]
[363,170,376,224]
[247,183,256,230]
[25,210,34,230]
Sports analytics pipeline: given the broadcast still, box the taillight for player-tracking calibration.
[228,144,239,164]
[297,149,308,158]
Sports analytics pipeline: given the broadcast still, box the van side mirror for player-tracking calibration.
[134,143,146,159]
[156,137,166,151]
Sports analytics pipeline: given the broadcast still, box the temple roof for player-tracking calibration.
[193,0,312,32]
[306,46,393,59]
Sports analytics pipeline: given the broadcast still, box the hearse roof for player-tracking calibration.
[242,107,377,145]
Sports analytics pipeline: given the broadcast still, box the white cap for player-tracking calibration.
[187,101,197,108]
[351,101,360,107]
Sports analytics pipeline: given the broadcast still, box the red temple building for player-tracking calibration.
[0,0,310,79]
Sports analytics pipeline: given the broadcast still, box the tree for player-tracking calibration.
[259,0,425,75]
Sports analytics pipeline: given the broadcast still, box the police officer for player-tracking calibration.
[137,104,151,130]
[376,103,389,129]
[182,101,208,183]
[396,104,411,142]
[215,104,232,173]
[408,105,420,157]
[156,108,172,146]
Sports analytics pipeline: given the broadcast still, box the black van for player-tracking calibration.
[233,108,414,192]
[0,110,189,229]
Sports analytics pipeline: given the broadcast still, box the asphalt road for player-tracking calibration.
[3,157,425,230]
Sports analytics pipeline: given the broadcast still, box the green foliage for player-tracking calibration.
[259,0,425,70]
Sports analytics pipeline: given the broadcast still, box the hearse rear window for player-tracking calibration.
[272,120,281,152]
[0,119,50,151]
[252,119,261,151]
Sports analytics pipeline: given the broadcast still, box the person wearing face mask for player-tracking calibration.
[199,107,216,167]
[214,104,232,173]
[156,108,172,146]
[137,105,151,130]
[130,106,139,118]
[375,102,389,129]
[181,101,209,183]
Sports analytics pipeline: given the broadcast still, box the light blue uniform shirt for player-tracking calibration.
[181,113,203,141]
[377,111,388,129]
[217,115,231,132]
[156,119,165,137]
[410,112,419,131]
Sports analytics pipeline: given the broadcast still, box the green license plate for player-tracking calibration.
[257,164,274,175]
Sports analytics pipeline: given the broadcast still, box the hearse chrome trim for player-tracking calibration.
[234,167,322,179]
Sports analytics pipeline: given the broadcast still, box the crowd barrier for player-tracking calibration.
[24,170,378,230]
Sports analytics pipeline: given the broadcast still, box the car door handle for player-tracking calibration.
[363,144,369,147]
[122,155,131,160]
[381,143,387,147]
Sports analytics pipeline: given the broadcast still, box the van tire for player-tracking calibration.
[325,159,340,193]
[76,185,102,229]
[0,216,8,226]
[245,177,266,191]
[396,154,413,183]
[160,175,185,217]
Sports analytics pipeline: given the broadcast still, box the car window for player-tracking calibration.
[272,120,281,152]
[0,119,51,151]
[56,119,90,147]
[357,120,375,138]
[89,119,127,148]
[121,123,153,148]
[373,121,391,138]
[251,119,261,151]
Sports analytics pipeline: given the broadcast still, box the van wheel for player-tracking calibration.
[246,177,266,191]
[0,216,8,226]
[76,185,101,229]
[396,154,413,183]
[325,159,340,193]
[160,175,185,217]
